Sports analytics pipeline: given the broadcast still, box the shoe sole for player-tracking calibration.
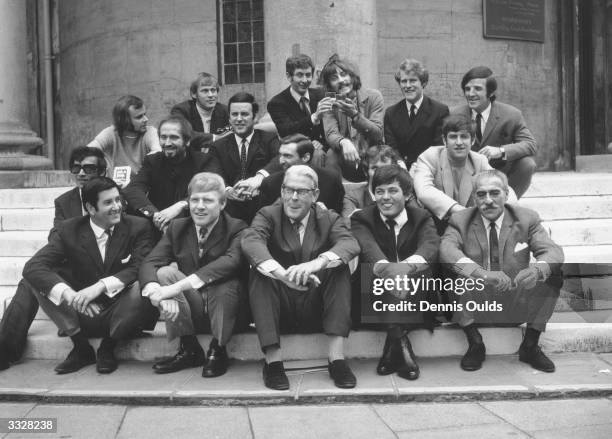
[518,356,555,373]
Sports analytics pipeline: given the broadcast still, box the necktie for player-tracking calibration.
[489,221,499,271]
[240,138,247,180]
[299,96,311,116]
[475,113,483,144]
[103,229,112,262]
[385,218,398,262]
[292,221,303,245]
[198,227,208,258]
[409,104,417,121]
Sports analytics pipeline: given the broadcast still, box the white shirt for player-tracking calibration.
[195,104,213,134]
[471,103,491,135]
[376,208,427,265]
[290,87,319,126]
[405,94,424,115]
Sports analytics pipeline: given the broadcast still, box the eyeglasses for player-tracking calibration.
[70,164,100,175]
[281,185,315,198]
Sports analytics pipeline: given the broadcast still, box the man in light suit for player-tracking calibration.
[0,146,107,371]
[440,170,564,373]
[384,59,449,168]
[242,165,360,390]
[23,177,156,374]
[140,172,247,377]
[451,66,537,198]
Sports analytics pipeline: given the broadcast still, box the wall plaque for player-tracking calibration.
[483,0,545,43]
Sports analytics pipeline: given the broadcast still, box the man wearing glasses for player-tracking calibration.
[242,165,360,390]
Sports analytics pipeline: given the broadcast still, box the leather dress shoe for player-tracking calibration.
[328,359,357,389]
[519,344,555,373]
[376,335,402,375]
[263,361,289,390]
[153,348,205,374]
[54,345,96,374]
[96,346,118,374]
[460,342,486,371]
[202,342,229,378]
[396,335,420,380]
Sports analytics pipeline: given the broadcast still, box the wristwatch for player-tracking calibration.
[500,147,506,160]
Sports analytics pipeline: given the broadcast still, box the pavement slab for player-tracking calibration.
[530,423,612,439]
[395,423,531,439]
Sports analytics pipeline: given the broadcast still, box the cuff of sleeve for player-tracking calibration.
[49,282,70,306]
[535,261,551,280]
[456,257,479,277]
[256,170,269,178]
[101,276,125,298]
[311,113,319,125]
[141,282,159,297]
[186,273,205,290]
[403,255,427,264]
[258,259,283,275]
[321,251,342,267]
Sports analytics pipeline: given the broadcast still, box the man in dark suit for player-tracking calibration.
[139,173,248,377]
[242,165,360,390]
[351,165,439,380]
[123,116,222,233]
[384,59,449,168]
[451,66,537,198]
[0,146,107,371]
[440,170,564,373]
[23,177,156,374]
[267,54,333,167]
[211,92,281,222]
[258,134,344,213]
[170,72,231,151]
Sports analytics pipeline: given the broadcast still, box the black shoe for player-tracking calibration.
[328,359,357,389]
[519,344,555,373]
[54,345,96,374]
[262,361,289,390]
[460,342,486,371]
[96,343,118,374]
[153,348,205,374]
[396,335,420,380]
[202,340,229,378]
[376,335,402,375]
[0,342,11,371]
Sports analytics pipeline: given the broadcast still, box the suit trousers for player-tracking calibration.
[34,281,148,339]
[493,156,537,199]
[0,279,39,360]
[156,265,244,345]
[249,265,352,350]
[325,149,367,183]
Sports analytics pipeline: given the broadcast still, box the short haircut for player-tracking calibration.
[158,116,193,144]
[281,133,314,161]
[364,145,401,165]
[319,54,362,91]
[189,72,219,96]
[284,164,319,189]
[461,66,497,102]
[394,58,429,86]
[286,54,315,76]
[441,114,476,138]
[372,164,413,196]
[82,177,120,211]
[113,95,144,137]
[472,169,509,193]
[228,91,259,115]
[68,146,107,173]
[187,172,227,203]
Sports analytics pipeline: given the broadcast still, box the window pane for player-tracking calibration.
[238,43,252,63]
[223,23,237,42]
[252,0,263,20]
[224,44,237,64]
[254,63,265,82]
[225,65,238,84]
[239,64,253,83]
[253,42,264,61]
[236,0,251,21]
[252,21,263,41]
[223,1,236,22]
[237,22,252,42]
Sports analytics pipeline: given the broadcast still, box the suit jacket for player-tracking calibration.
[123,149,221,215]
[139,212,247,288]
[384,95,449,167]
[241,201,360,268]
[258,166,344,213]
[211,130,281,186]
[54,187,83,228]
[440,205,564,280]
[413,146,493,219]
[451,101,537,164]
[171,101,230,145]
[23,215,155,297]
[267,87,326,144]
[351,205,439,264]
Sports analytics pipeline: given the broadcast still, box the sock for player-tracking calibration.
[328,335,344,363]
[463,324,483,346]
[70,332,90,352]
[180,335,202,353]
[522,327,541,349]
[264,345,282,364]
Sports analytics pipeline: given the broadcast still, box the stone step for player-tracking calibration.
[0,208,55,231]
[543,219,612,247]
[523,172,612,198]
[518,195,612,221]
[0,231,48,256]
[0,187,70,208]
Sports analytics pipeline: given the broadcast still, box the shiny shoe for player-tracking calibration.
[460,342,486,371]
[328,359,357,389]
[54,345,96,374]
[396,335,420,380]
[96,346,118,374]
[519,344,555,373]
[376,335,402,375]
[202,339,229,378]
[263,361,289,390]
[153,348,205,374]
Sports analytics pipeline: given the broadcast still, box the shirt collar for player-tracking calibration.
[234,131,255,147]
[291,211,310,229]
[481,212,504,231]
[406,94,424,112]
[379,208,408,230]
[290,87,310,105]
[472,102,492,123]
[89,218,114,238]
[195,216,219,236]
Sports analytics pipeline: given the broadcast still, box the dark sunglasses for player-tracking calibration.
[70,164,100,175]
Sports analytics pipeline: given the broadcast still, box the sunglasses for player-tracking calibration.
[70,164,100,175]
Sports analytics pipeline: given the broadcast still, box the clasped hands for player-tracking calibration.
[145,282,181,322]
[482,266,540,293]
[152,202,186,231]
[227,174,264,201]
[62,282,105,317]
[272,258,327,291]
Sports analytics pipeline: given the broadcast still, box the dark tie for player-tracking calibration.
[409,104,417,121]
[198,227,208,258]
[103,229,112,261]
[292,221,303,245]
[489,221,499,271]
[475,113,483,144]
[385,218,398,262]
[240,138,247,180]
[299,96,311,117]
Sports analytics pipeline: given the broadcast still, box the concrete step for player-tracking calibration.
[0,187,70,208]
[518,195,612,221]
[564,245,612,263]
[0,208,55,231]
[544,219,612,246]
[0,257,29,285]
[523,172,612,198]
[0,231,48,256]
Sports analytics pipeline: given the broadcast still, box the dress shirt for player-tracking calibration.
[195,105,213,133]
[405,94,424,115]
[376,208,427,265]
[471,103,491,137]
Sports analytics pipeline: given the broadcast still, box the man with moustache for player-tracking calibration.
[440,170,564,373]
[451,66,537,198]
[140,173,247,377]
[123,116,221,233]
[23,177,155,374]
[0,147,108,371]
[384,59,449,169]
[242,165,360,390]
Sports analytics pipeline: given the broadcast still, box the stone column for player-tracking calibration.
[0,0,51,170]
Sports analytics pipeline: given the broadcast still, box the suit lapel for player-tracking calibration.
[281,213,302,262]
[79,220,104,270]
[245,131,260,170]
[68,188,83,218]
[481,103,500,146]
[228,135,241,167]
[458,156,477,206]
[200,214,225,259]
[300,209,317,262]
[497,208,514,264]
[404,97,431,142]
[104,220,127,271]
[439,149,455,198]
[471,215,488,265]
[396,211,415,253]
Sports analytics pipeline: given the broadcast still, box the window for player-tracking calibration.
[219,0,264,84]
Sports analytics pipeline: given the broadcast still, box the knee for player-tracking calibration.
[156,264,179,285]
[515,156,537,176]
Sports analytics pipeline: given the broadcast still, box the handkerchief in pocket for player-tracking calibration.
[514,242,528,253]
[121,254,132,264]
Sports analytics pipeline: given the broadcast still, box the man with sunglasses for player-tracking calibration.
[0,147,107,371]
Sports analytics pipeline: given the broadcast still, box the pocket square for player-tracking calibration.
[514,242,528,253]
[121,254,132,264]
